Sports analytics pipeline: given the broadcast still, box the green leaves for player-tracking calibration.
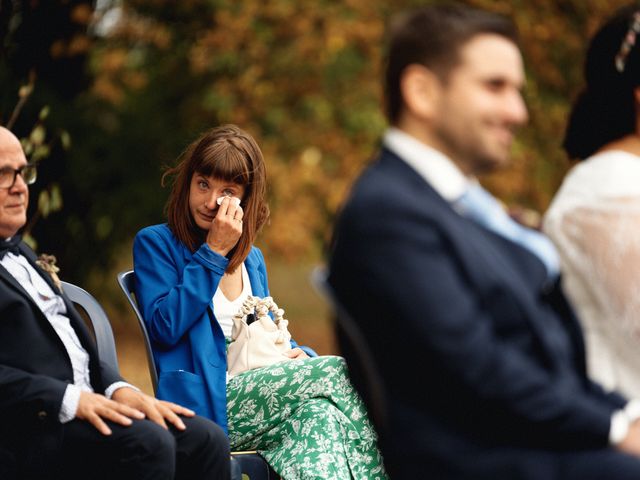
[38,184,64,219]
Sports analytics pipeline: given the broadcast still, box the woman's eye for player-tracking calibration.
[198,181,208,189]
[223,189,235,196]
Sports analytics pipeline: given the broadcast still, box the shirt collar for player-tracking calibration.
[383,127,473,202]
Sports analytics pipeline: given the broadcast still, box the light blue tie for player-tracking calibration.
[455,183,560,280]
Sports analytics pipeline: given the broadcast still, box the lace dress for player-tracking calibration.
[543,150,640,398]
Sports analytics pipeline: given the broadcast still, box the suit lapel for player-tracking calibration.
[385,149,549,299]
[0,244,58,318]
[0,249,75,371]
[0,260,32,299]
[383,150,566,360]
[13,243,100,362]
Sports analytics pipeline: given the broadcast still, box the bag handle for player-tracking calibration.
[233,295,286,327]
[233,295,289,343]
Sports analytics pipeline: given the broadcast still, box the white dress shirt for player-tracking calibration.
[383,127,468,202]
[383,127,640,445]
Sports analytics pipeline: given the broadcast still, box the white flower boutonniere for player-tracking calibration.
[36,254,62,292]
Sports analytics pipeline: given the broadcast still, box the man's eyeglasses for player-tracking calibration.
[0,164,37,189]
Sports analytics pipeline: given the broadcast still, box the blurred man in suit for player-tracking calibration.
[328,4,640,479]
[0,125,230,479]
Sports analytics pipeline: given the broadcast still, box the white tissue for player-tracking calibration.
[216,196,241,206]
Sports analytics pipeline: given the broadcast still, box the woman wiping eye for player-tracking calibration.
[133,124,388,480]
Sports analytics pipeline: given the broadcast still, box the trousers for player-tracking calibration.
[12,414,229,480]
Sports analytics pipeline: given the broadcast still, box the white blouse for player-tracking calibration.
[543,150,640,398]
[212,263,252,338]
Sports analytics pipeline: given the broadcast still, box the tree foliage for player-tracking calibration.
[1,0,634,281]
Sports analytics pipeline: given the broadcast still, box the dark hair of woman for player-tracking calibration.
[564,4,640,160]
[162,124,269,272]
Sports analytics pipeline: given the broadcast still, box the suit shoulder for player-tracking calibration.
[343,154,436,221]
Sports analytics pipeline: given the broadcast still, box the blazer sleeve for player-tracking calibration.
[133,227,228,347]
[0,363,68,421]
[98,361,125,391]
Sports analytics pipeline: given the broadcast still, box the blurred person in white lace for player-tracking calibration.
[544,4,640,399]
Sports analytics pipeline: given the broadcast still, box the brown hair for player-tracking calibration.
[384,3,519,124]
[162,124,269,272]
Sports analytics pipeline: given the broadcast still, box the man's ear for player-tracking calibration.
[399,64,441,120]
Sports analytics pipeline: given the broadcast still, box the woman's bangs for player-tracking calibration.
[198,144,251,185]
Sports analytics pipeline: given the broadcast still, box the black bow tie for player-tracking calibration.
[0,235,22,259]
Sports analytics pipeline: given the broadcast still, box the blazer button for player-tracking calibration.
[37,411,47,420]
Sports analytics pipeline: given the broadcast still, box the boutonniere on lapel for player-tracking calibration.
[36,253,62,292]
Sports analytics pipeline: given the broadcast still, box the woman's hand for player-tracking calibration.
[285,348,309,360]
[206,196,244,256]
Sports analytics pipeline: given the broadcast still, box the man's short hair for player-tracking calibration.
[384,3,519,124]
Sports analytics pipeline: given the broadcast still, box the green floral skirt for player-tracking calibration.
[226,355,388,480]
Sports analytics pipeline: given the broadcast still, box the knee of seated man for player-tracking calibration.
[124,418,177,461]
[178,415,229,456]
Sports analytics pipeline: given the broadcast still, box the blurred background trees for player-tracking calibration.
[0,0,632,372]
[1,0,629,278]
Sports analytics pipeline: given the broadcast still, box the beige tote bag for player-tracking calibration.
[227,295,292,376]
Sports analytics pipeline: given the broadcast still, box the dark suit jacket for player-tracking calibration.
[0,242,122,475]
[328,148,628,479]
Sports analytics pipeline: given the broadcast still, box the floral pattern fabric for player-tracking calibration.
[226,355,388,480]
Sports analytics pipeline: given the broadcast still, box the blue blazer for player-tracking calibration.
[133,224,313,433]
[328,148,628,479]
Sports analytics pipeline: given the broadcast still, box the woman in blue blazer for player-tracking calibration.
[133,125,386,479]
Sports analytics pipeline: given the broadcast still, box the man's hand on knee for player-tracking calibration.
[111,387,195,431]
[76,391,146,436]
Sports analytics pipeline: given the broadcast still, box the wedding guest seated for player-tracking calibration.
[133,124,387,479]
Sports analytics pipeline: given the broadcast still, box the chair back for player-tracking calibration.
[309,266,388,436]
[61,280,119,371]
[116,270,159,394]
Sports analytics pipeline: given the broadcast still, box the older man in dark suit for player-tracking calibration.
[328,4,640,479]
[0,125,230,479]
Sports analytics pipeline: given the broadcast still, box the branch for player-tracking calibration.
[6,70,36,130]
